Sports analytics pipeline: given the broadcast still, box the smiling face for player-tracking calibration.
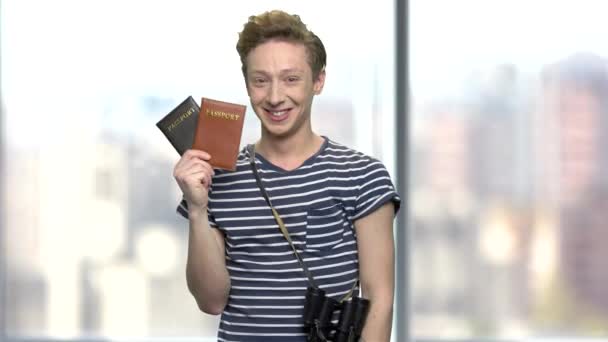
[245,39,325,140]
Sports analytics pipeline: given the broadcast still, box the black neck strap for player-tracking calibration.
[248,144,318,289]
[247,144,358,302]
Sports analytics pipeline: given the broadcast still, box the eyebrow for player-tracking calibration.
[249,68,304,76]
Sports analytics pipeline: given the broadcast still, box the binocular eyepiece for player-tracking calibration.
[303,286,370,342]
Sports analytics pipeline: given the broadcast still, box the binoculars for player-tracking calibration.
[303,286,370,342]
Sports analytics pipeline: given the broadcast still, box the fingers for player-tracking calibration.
[180,158,215,177]
[182,149,211,161]
[182,169,212,190]
[175,161,214,184]
[181,161,214,188]
[184,149,212,161]
[174,149,212,171]
[174,157,215,193]
[174,151,214,178]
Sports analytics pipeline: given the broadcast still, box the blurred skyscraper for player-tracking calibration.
[542,54,608,321]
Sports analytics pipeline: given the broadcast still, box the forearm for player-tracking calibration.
[360,290,393,342]
[186,208,230,315]
[355,202,397,341]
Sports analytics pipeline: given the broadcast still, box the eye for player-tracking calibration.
[251,77,268,87]
[286,76,300,83]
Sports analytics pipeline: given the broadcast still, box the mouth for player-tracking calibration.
[264,108,291,122]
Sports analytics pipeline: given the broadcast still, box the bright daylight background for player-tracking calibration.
[1,0,395,340]
[3,0,608,341]
[409,0,608,340]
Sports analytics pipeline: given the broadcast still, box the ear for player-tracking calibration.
[313,69,326,95]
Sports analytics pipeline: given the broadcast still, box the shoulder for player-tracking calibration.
[212,146,251,175]
[323,138,400,214]
[320,138,387,170]
[207,146,253,187]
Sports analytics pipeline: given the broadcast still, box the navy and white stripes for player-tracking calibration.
[178,137,400,341]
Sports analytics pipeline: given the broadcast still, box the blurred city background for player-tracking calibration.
[1,0,608,341]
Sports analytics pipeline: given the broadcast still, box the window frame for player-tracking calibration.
[395,0,410,341]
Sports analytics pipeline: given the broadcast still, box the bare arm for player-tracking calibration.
[174,149,230,315]
[354,202,396,342]
[185,207,230,314]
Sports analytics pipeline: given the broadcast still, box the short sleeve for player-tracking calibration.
[175,198,219,228]
[351,159,401,221]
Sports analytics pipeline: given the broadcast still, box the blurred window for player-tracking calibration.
[410,0,608,339]
[0,0,395,339]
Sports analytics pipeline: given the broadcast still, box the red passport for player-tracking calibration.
[192,97,247,171]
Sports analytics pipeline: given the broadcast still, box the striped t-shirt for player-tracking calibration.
[178,137,400,341]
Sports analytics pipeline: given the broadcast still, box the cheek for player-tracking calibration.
[293,88,314,103]
[248,88,266,103]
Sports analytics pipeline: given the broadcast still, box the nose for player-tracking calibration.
[268,81,284,106]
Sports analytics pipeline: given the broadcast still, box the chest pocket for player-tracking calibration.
[305,203,348,251]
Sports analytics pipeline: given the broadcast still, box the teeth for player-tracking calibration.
[271,110,287,116]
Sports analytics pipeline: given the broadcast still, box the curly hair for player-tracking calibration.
[236,10,326,80]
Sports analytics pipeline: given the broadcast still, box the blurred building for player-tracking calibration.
[542,53,608,318]
[4,149,45,333]
[411,64,538,335]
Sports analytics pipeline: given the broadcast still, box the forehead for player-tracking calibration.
[246,40,311,73]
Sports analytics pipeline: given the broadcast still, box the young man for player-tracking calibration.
[173,10,400,342]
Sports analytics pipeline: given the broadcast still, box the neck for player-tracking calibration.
[256,129,324,171]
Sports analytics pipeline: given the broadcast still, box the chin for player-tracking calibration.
[264,128,293,139]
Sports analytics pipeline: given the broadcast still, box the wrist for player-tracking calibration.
[188,205,207,220]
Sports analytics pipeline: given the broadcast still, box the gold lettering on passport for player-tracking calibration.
[206,108,240,121]
[167,107,196,132]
